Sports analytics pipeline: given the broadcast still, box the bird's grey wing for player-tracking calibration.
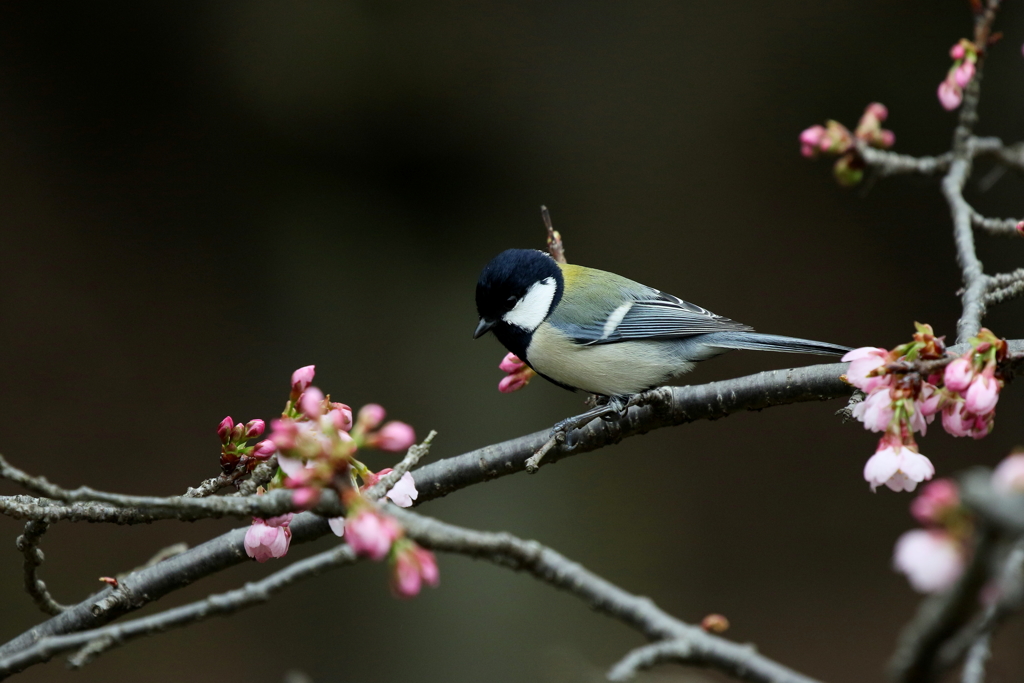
[566,289,753,345]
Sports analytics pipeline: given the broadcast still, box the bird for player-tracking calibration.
[474,248,851,441]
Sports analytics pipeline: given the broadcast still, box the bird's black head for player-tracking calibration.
[474,249,563,357]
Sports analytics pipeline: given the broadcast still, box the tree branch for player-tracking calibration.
[14,521,67,616]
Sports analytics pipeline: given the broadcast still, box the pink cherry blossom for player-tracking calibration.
[910,479,959,525]
[851,388,894,433]
[864,443,935,493]
[943,358,974,392]
[357,404,387,432]
[992,454,1024,494]
[864,102,888,121]
[244,514,294,563]
[964,371,999,414]
[369,421,417,452]
[950,43,966,59]
[291,486,320,509]
[954,61,975,88]
[893,529,965,593]
[919,384,943,418]
[299,387,325,419]
[217,416,235,444]
[938,80,963,110]
[270,418,301,449]
[346,509,402,561]
[291,365,316,394]
[842,347,889,393]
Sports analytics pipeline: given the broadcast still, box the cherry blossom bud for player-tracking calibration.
[971,412,993,440]
[864,442,935,493]
[950,43,966,59]
[964,371,999,415]
[384,472,419,508]
[498,353,537,393]
[910,479,959,525]
[842,347,890,393]
[217,416,235,444]
[498,374,530,393]
[701,614,730,633]
[392,550,423,598]
[851,388,894,432]
[299,387,325,419]
[1016,220,1024,236]
[893,529,964,593]
[919,385,943,418]
[329,403,354,431]
[357,404,387,431]
[941,401,973,438]
[244,419,265,439]
[244,514,294,563]
[414,546,440,587]
[799,125,827,158]
[864,102,888,121]
[879,130,896,148]
[954,61,975,88]
[369,422,417,452]
[291,365,316,396]
[346,509,401,561]
[938,79,963,110]
[992,454,1024,494]
[943,358,974,392]
[251,440,276,459]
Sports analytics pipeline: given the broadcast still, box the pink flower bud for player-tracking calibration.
[864,442,934,493]
[291,365,316,394]
[251,440,276,459]
[842,347,890,393]
[414,546,440,586]
[498,353,525,374]
[346,509,401,561]
[938,79,963,111]
[910,479,959,525]
[894,529,964,593]
[391,550,423,598]
[950,43,966,60]
[954,61,975,88]
[1017,220,1024,236]
[498,374,530,393]
[864,102,888,121]
[799,125,826,158]
[299,387,325,419]
[879,130,895,148]
[971,413,993,440]
[992,454,1024,494]
[244,419,265,439]
[230,422,246,442]
[370,421,417,452]
[217,416,235,444]
[244,516,293,562]
[964,371,999,415]
[943,357,974,393]
[329,403,353,431]
[357,404,387,431]
[941,401,973,438]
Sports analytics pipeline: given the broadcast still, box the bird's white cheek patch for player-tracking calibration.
[503,277,556,332]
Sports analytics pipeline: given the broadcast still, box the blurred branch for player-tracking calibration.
[14,522,67,616]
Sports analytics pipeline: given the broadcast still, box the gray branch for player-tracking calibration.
[14,522,67,616]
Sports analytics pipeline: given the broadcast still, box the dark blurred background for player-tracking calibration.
[1,2,1023,681]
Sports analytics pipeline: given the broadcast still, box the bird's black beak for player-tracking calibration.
[473,318,496,339]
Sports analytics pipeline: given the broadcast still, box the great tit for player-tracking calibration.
[474,248,851,435]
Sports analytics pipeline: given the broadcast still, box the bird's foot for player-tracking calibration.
[550,395,630,449]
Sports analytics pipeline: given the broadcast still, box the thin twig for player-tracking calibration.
[14,521,67,616]
[960,634,991,683]
[362,432,435,503]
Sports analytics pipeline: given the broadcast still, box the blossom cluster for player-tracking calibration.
[799,103,895,186]
[894,453,1024,593]
[217,417,276,474]
[232,365,437,597]
[938,40,978,111]
[844,325,1006,493]
[497,352,536,393]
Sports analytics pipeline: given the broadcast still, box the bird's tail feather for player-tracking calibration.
[702,332,851,357]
